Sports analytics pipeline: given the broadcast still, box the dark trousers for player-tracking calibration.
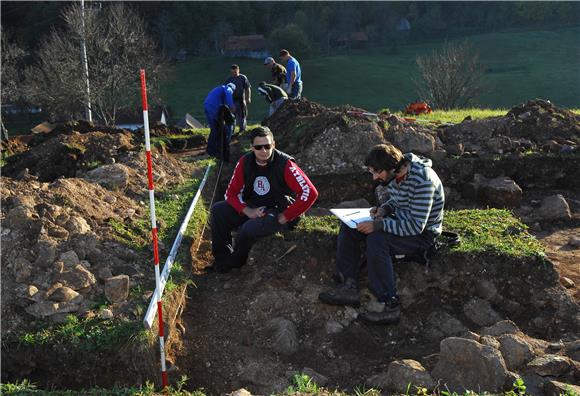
[211,201,287,268]
[290,81,303,100]
[205,109,233,162]
[233,98,247,132]
[336,223,435,302]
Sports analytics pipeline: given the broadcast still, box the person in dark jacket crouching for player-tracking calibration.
[319,143,445,324]
[210,126,318,273]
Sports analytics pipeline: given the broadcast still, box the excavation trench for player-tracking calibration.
[169,138,579,395]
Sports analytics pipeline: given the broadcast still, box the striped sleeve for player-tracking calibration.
[382,178,436,236]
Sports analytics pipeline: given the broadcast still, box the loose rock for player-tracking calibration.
[104,275,130,303]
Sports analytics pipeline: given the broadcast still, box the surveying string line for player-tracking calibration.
[171,156,226,328]
[144,163,213,330]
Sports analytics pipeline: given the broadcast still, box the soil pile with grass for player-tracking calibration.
[0,120,204,387]
[263,99,578,177]
[439,99,580,154]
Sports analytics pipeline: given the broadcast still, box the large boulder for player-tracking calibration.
[466,174,522,208]
[13,257,33,283]
[385,359,435,392]
[85,163,130,190]
[481,320,520,336]
[263,317,298,356]
[497,334,535,370]
[527,355,574,377]
[463,298,503,327]
[537,194,572,221]
[64,216,92,234]
[426,311,468,340]
[384,124,435,155]
[48,286,83,304]
[58,264,97,291]
[104,275,130,303]
[432,337,510,393]
[25,301,79,318]
[481,176,523,208]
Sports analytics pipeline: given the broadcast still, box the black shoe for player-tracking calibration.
[206,255,234,273]
[319,278,360,306]
[359,309,401,325]
[359,297,401,325]
[205,262,231,274]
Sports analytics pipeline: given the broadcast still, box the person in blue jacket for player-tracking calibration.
[279,49,302,99]
[204,82,236,162]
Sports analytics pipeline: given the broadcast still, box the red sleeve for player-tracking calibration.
[225,157,248,214]
[282,160,319,221]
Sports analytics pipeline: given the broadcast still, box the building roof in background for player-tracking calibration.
[225,35,267,51]
[336,32,369,43]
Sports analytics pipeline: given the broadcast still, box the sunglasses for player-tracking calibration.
[252,144,272,150]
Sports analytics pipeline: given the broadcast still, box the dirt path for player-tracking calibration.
[535,226,580,301]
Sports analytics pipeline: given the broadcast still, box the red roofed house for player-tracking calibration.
[224,35,268,58]
[336,32,369,49]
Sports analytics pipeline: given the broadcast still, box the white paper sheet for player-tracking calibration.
[330,208,373,229]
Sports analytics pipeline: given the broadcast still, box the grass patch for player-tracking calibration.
[297,215,341,235]
[0,376,204,396]
[6,315,146,352]
[393,108,509,124]
[150,128,211,149]
[161,27,580,124]
[108,164,213,250]
[444,209,545,258]
[297,209,544,259]
[0,365,563,395]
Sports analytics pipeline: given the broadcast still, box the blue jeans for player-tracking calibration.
[336,223,435,302]
[290,81,303,99]
[205,108,234,162]
[211,201,287,266]
[233,98,247,132]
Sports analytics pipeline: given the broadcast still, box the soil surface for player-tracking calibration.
[2,99,579,394]
[535,226,580,301]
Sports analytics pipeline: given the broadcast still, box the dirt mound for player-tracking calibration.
[1,128,196,336]
[264,98,577,177]
[2,131,136,182]
[1,137,29,156]
[145,121,186,137]
[264,99,435,175]
[439,100,580,154]
[507,99,580,142]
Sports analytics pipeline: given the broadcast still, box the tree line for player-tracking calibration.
[3,1,579,57]
[1,1,578,126]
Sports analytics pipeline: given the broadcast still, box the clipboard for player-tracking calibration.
[330,208,373,229]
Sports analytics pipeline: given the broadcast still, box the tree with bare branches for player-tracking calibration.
[24,3,163,125]
[415,40,485,110]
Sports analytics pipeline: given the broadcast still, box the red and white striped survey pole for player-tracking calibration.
[140,69,168,389]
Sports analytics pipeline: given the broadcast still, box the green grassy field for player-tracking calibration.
[161,26,580,125]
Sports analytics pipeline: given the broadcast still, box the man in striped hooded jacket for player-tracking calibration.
[319,143,444,324]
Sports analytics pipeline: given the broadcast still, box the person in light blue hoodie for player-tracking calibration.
[319,143,445,325]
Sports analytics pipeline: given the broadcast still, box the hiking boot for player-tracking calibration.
[359,296,401,325]
[318,278,360,306]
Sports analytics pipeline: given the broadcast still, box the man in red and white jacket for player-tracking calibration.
[210,126,318,273]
